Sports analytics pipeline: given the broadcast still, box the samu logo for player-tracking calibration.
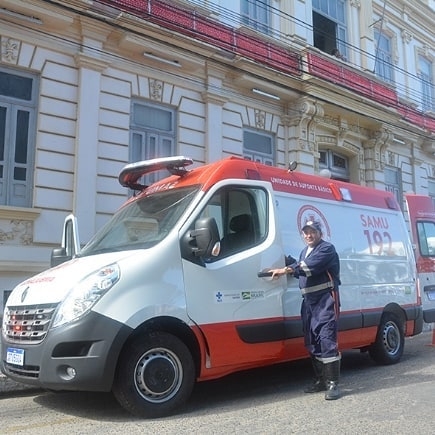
[297,205,331,239]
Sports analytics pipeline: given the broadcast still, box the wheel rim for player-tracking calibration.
[134,347,183,403]
[381,320,401,355]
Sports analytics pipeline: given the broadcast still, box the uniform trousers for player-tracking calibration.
[301,290,339,360]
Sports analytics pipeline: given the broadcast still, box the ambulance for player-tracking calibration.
[1,156,423,418]
[405,194,435,324]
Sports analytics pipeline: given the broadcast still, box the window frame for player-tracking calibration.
[384,166,403,210]
[319,149,349,181]
[374,29,394,84]
[419,56,435,112]
[243,128,274,166]
[0,67,38,208]
[129,100,176,186]
[191,185,269,261]
[312,0,347,57]
[428,180,435,209]
[240,0,271,34]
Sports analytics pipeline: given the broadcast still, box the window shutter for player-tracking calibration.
[9,106,33,207]
[0,105,7,205]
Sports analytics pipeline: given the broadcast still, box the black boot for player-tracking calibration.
[304,356,326,393]
[324,359,341,400]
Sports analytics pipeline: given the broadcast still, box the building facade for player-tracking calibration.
[1,0,435,303]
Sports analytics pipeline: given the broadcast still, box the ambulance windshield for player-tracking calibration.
[79,186,199,256]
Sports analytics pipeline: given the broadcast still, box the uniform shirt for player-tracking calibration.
[290,239,340,296]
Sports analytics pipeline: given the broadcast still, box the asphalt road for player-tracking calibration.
[1,330,434,434]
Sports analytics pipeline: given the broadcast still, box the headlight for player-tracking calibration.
[52,263,120,328]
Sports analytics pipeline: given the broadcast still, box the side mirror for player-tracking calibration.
[50,214,81,267]
[189,217,221,258]
[50,247,72,267]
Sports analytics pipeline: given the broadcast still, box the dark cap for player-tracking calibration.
[302,220,322,233]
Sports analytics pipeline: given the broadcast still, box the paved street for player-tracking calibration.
[1,329,434,434]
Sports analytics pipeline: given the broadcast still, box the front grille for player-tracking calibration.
[3,363,40,378]
[3,304,58,344]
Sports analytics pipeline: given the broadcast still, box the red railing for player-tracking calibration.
[98,0,301,75]
[97,0,435,134]
[307,52,398,107]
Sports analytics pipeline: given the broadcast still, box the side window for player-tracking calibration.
[0,68,37,207]
[196,186,268,260]
[130,101,176,186]
[417,221,435,256]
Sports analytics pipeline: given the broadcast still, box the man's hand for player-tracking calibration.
[271,267,293,279]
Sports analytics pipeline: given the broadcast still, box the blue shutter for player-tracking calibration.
[0,105,6,205]
[10,106,33,207]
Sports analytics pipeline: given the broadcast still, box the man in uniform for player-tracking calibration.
[270,220,341,400]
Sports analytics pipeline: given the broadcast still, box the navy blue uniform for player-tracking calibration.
[289,239,341,361]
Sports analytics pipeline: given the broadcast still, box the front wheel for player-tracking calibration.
[112,331,195,418]
[368,312,404,365]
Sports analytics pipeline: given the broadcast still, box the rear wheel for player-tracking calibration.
[368,312,404,365]
[113,331,195,418]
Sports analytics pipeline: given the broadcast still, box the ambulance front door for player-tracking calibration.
[181,182,287,369]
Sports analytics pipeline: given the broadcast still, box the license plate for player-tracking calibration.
[6,347,24,366]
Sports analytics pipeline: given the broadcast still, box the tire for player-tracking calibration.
[112,331,195,418]
[368,312,404,365]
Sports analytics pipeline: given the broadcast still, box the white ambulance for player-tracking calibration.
[1,156,423,418]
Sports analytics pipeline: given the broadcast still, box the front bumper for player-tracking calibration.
[1,310,132,392]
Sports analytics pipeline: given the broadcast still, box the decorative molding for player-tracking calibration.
[0,207,41,246]
[255,109,266,129]
[74,53,109,72]
[0,207,41,221]
[422,138,435,154]
[150,79,163,101]
[387,151,397,166]
[0,219,33,245]
[201,91,227,106]
[401,29,413,44]
[316,135,335,144]
[364,128,393,170]
[1,37,20,64]
[340,140,360,156]
[350,0,361,8]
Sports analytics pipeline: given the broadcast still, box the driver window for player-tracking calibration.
[417,221,435,256]
[198,186,268,259]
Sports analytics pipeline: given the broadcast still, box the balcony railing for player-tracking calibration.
[94,0,435,134]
